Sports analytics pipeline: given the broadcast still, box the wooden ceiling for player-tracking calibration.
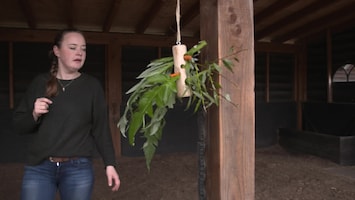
[1,0,355,44]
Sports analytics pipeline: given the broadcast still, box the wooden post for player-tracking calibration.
[107,39,122,157]
[200,0,255,199]
[326,29,333,103]
[266,53,270,102]
[8,42,14,109]
[296,45,307,130]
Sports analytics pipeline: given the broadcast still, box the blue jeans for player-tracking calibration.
[21,157,94,200]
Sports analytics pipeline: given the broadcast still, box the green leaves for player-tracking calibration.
[117,56,177,169]
[186,40,207,55]
[117,40,237,170]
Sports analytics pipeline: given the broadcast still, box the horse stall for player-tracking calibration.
[279,103,355,165]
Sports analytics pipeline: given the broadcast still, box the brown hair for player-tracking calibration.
[45,29,84,97]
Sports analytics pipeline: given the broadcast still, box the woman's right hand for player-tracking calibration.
[33,97,53,121]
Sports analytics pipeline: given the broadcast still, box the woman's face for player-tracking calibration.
[54,32,86,74]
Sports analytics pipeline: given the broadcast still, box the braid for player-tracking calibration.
[45,50,59,98]
[45,29,84,98]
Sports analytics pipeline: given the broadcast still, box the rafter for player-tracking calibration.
[255,0,336,41]
[254,0,297,24]
[18,0,36,29]
[65,0,74,29]
[298,17,355,44]
[272,2,355,43]
[0,0,353,45]
[166,1,199,36]
[135,0,165,34]
[103,0,122,32]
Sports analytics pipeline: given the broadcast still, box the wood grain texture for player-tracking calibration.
[107,39,122,157]
[201,0,255,199]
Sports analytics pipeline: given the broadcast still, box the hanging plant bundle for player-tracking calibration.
[117,40,237,169]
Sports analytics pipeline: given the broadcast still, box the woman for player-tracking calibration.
[13,29,120,200]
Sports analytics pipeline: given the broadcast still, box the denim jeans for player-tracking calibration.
[21,157,94,200]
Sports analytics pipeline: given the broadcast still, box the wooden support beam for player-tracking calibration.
[299,16,355,44]
[200,0,255,199]
[18,0,36,29]
[255,0,334,41]
[272,2,355,43]
[255,41,299,53]
[65,0,74,29]
[135,0,165,34]
[166,2,200,35]
[254,0,297,24]
[295,45,307,130]
[0,28,198,46]
[180,2,199,28]
[326,29,333,103]
[8,42,14,109]
[107,39,122,157]
[103,0,122,32]
[266,53,270,102]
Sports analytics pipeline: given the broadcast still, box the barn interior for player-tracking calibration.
[1,0,355,172]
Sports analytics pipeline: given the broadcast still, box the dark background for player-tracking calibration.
[1,27,355,162]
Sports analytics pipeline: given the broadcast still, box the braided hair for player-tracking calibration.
[45,29,84,97]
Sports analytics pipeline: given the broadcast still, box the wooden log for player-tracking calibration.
[172,44,191,97]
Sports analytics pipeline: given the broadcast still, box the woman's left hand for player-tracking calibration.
[106,165,120,191]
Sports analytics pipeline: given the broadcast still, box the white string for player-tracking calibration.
[176,0,181,45]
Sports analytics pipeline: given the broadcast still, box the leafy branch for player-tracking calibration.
[117,40,237,169]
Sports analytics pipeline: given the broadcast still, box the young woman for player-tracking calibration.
[13,29,120,200]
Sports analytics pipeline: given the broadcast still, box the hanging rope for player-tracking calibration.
[175,0,181,45]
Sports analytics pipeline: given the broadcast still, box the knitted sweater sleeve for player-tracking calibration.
[91,80,117,167]
[13,75,46,135]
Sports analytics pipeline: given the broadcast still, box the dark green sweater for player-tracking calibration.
[13,73,117,167]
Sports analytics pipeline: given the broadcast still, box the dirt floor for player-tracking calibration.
[1,145,355,200]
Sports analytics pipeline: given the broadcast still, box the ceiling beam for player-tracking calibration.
[135,0,165,34]
[299,17,355,44]
[65,0,74,29]
[103,0,122,32]
[272,2,355,43]
[328,18,355,38]
[0,28,199,46]
[255,0,336,41]
[255,42,300,53]
[254,0,297,24]
[166,1,199,36]
[18,0,36,29]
